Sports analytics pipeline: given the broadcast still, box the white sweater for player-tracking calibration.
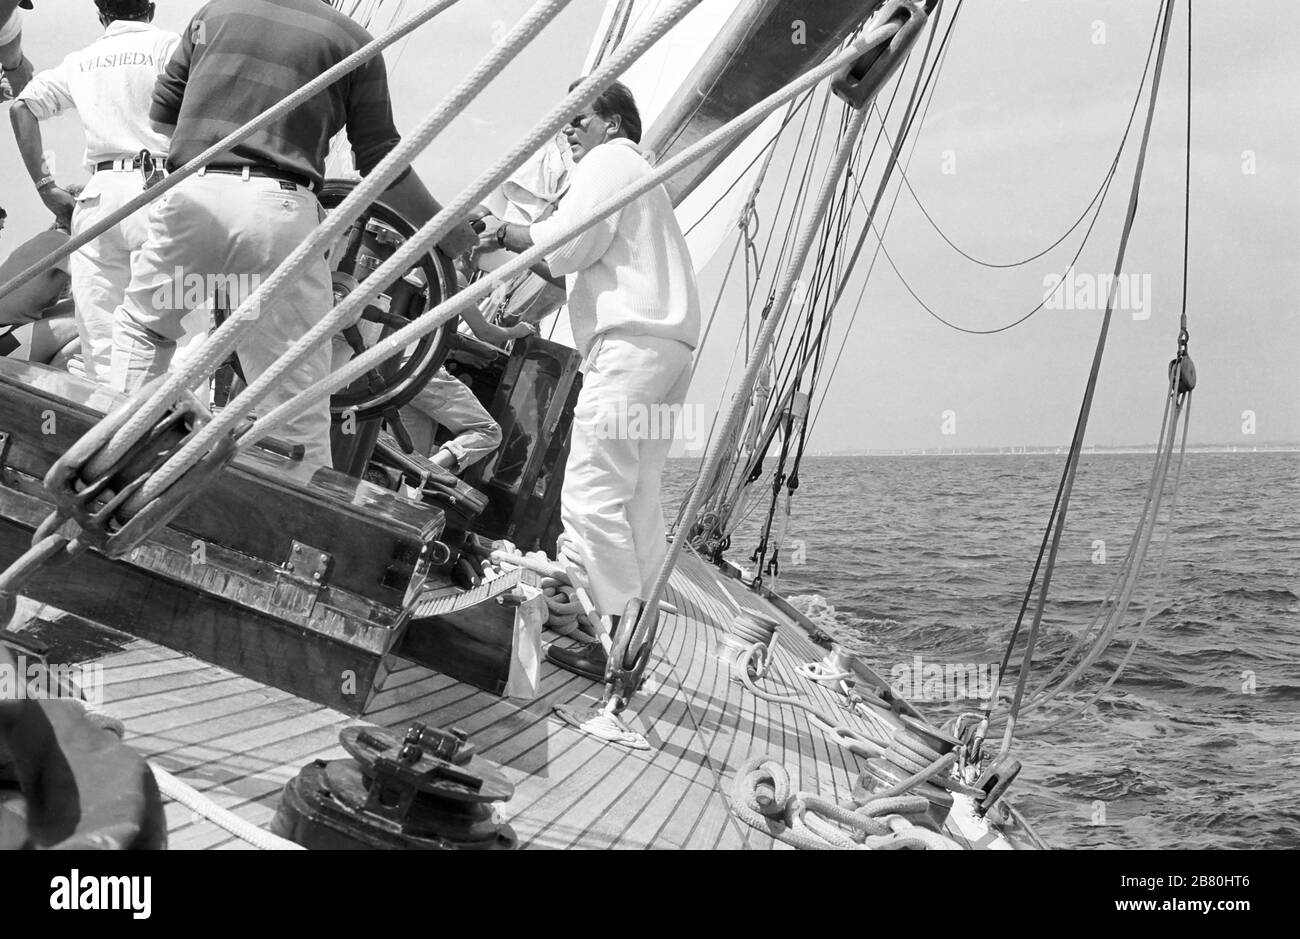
[530,138,700,357]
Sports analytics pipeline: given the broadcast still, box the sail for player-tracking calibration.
[544,0,783,347]
[584,0,786,270]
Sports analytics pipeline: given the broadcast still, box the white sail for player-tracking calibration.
[586,0,786,270]
[545,0,784,347]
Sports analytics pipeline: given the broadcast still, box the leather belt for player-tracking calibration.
[197,163,318,192]
[94,154,164,172]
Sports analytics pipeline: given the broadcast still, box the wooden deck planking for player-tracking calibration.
[525,586,723,849]
[59,550,988,850]
[637,589,755,850]
[648,569,762,850]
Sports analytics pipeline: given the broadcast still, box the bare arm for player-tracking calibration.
[9,102,74,227]
[384,170,476,259]
[457,300,535,348]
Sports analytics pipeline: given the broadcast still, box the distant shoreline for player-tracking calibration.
[670,447,1300,458]
[800,448,1299,457]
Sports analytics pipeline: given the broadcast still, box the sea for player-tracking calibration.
[662,452,1299,850]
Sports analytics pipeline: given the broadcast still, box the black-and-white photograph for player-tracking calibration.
[0,0,1292,900]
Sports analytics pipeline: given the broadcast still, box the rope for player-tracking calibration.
[728,757,963,850]
[151,764,304,850]
[242,23,908,450]
[1022,396,1191,733]
[485,542,596,635]
[92,0,585,492]
[890,0,1166,272]
[855,0,1167,335]
[636,76,883,654]
[0,0,464,305]
[998,0,1179,756]
[139,0,727,497]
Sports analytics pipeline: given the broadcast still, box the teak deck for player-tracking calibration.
[17,553,1013,850]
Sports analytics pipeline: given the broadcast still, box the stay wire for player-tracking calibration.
[857,2,1166,335]
[806,0,961,435]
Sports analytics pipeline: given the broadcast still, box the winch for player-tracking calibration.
[272,723,516,850]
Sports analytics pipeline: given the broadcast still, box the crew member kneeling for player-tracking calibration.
[479,81,699,680]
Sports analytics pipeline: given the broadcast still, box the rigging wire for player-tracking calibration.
[999,0,1196,734]
[805,0,964,437]
[698,40,923,543]
[682,91,815,238]
[742,4,952,571]
[854,4,1167,335]
[987,0,1172,720]
[995,0,1179,756]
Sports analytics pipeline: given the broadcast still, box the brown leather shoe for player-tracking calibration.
[546,640,608,682]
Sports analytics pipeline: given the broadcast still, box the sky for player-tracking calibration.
[1,0,1296,452]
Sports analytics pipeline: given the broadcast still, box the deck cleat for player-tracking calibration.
[271,724,516,849]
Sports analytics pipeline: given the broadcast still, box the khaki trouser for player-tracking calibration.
[561,332,693,617]
[109,172,334,470]
[404,367,502,470]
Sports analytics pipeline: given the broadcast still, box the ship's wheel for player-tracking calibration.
[319,179,459,426]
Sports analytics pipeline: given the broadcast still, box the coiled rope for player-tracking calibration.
[728,757,962,850]
[734,643,963,803]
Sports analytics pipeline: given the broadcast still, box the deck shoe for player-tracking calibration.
[546,640,608,682]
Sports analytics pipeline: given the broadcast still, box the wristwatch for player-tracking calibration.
[495,224,508,250]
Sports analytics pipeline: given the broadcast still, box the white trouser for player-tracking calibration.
[110,173,334,469]
[561,332,693,617]
[70,170,153,382]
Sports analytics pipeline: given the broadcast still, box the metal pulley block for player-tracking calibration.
[974,756,1021,817]
[832,0,930,110]
[1169,351,1196,396]
[42,379,237,560]
[271,723,516,850]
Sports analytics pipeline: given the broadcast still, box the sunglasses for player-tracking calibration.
[567,112,605,131]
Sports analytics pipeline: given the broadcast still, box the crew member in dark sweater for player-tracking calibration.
[108,0,474,471]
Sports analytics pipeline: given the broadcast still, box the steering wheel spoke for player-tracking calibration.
[319,180,458,423]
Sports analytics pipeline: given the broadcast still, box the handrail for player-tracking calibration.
[0,0,463,304]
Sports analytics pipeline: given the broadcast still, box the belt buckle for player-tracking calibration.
[138,150,164,190]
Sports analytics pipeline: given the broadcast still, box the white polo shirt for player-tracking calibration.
[17,20,179,169]
[530,138,700,358]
